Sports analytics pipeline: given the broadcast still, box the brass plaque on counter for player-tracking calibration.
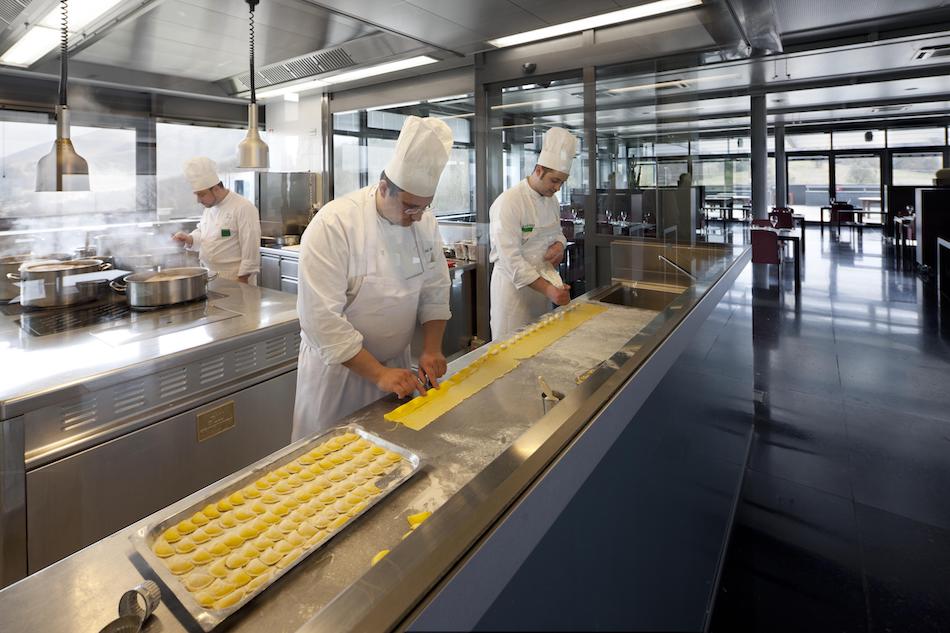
[196,401,235,442]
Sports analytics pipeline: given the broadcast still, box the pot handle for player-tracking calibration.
[6,272,19,281]
[110,278,127,294]
[207,271,218,282]
[99,262,113,271]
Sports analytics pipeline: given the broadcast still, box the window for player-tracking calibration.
[786,133,831,151]
[892,152,943,186]
[833,129,884,150]
[156,122,257,219]
[0,115,136,223]
[333,134,360,196]
[887,127,945,148]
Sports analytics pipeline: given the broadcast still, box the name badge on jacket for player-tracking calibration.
[221,228,232,237]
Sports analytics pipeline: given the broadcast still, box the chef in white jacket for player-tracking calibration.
[172,157,261,285]
[489,127,577,339]
[291,116,453,440]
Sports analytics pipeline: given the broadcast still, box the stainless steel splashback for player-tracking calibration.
[258,172,322,238]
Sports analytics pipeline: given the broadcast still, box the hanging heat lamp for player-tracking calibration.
[237,0,269,169]
[36,0,89,191]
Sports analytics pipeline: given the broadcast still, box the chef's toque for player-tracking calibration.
[384,116,454,197]
[537,127,577,174]
[184,157,221,192]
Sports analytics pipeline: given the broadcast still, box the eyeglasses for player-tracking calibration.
[402,203,431,216]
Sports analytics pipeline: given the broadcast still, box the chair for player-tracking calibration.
[752,228,781,265]
[769,210,794,229]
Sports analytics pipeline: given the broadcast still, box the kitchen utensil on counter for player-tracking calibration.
[110,267,217,309]
[8,258,112,308]
[97,580,161,633]
[275,234,300,247]
[260,236,277,247]
[0,254,33,300]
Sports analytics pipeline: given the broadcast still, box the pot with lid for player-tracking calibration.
[7,258,112,308]
[110,267,217,309]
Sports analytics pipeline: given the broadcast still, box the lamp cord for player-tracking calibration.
[248,0,258,104]
[59,0,68,106]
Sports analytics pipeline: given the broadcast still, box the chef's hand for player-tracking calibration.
[418,349,447,389]
[376,367,426,398]
[545,283,571,306]
[172,231,193,247]
[544,241,565,266]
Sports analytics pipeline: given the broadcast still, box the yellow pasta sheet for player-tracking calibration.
[385,302,607,430]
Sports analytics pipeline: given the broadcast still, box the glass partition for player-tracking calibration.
[892,151,943,186]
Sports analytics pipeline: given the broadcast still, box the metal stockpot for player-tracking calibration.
[8,258,112,308]
[0,254,33,300]
[110,267,216,308]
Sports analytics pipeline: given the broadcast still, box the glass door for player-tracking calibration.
[833,154,883,224]
[787,154,830,222]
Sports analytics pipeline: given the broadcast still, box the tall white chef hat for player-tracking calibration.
[537,127,577,175]
[183,157,220,192]
[384,116,454,197]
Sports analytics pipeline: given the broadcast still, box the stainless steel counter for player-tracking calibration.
[0,242,749,632]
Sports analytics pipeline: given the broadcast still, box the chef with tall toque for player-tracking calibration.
[489,127,577,339]
[172,157,261,284]
[291,116,453,440]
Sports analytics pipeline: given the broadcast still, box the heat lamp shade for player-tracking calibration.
[237,102,269,170]
[36,138,90,192]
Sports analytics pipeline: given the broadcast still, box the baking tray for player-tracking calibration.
[130,423,422,631]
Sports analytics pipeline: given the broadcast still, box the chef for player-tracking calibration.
[489,127,577,339]
[291,116,453,441]
[172,157,261,284]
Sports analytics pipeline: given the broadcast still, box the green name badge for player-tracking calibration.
[221,228,231,237]
[521,224,534,233]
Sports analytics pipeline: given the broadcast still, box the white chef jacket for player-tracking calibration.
[489,179,567,339]
[187,191,261,283]
[292,185,451,440]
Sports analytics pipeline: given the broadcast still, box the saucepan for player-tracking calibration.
[110,267,217,309]
[8,258,112,308]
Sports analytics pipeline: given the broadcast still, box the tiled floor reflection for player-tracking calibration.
[710,225,950,633]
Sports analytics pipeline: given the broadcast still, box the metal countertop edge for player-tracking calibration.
[297,245,752,633]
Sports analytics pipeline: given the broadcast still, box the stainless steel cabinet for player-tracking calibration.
[260,254,280,290]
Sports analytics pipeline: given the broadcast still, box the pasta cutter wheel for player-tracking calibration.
[98,580,161,633]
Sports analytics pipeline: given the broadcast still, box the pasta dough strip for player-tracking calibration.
[385,303,607,430]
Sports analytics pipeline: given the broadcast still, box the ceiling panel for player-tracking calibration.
[74,0,375,81]
[774,0,950,35]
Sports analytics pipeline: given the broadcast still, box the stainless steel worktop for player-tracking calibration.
[0,242,749,633]
[0,280,299,421]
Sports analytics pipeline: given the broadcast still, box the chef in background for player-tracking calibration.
[291,116,453,440]
[489,127,577,339]
[172,157,261,285]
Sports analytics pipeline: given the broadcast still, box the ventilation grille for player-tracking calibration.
[234,47,355,90]
[61,397,97,432]
[159,367,188,399]
[234,346,258,374]
[913,45,950,61]
[265,336,287,361]
[0,0,27,26]
[114,380,146,416]
[200,356,226,385]
[290,335,301,357]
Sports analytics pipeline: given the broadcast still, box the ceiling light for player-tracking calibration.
[322,56,438,85]
[36,0,89,192]
[256,78,327,100]
[438,113,476,120]
[487,0,703,48]
[367,100,422,111]
[491,98,558,110]
[237,0,268,170]
[428,94,470,103]
[607,73,739,95]
[1,0,123,67]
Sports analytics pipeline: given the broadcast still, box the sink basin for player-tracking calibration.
[593,283,685,311]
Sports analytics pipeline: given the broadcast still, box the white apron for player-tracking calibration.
[291,205,427,441]
[197,200,258,286]
[490,221,564,340]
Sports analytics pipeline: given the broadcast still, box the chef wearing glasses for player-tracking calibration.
[291,116,453,440]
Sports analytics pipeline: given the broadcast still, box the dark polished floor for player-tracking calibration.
[709,225,950,633]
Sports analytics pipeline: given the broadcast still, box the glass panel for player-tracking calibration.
[156,122,251,220]
[786,133,831,151]
[330,95,475,218]
[833,129,884,150]
[892,152,943,186]
[787,155,829,222]
[887,127,945,148]
[834,154,882,222]
[333,134,361,197]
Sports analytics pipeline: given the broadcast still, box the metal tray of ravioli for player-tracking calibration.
[131,424,422,631]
